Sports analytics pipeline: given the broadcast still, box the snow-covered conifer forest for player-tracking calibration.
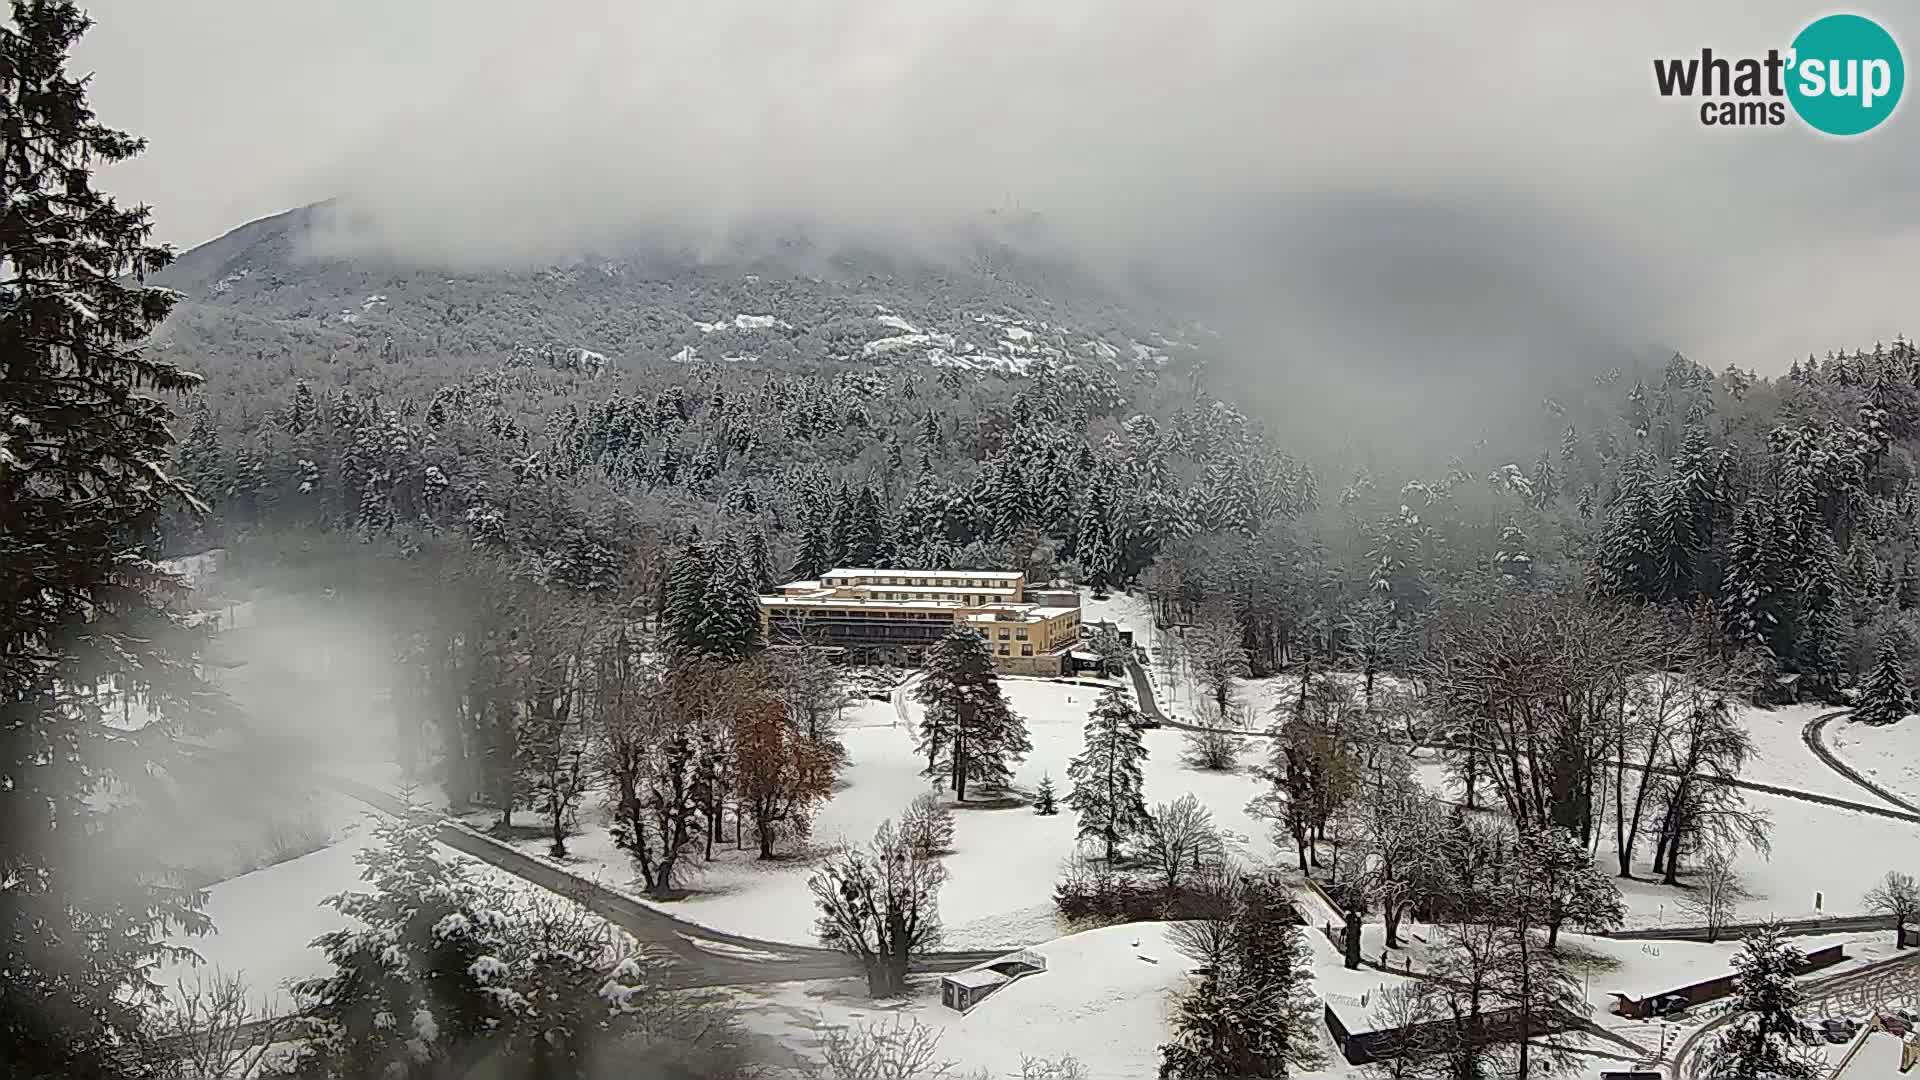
[9,2,1920,1078]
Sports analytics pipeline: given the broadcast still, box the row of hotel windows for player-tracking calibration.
[829,576,1009,589]
[996,643,1036,656]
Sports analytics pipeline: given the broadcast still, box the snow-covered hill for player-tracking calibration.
[151,204,1203,378]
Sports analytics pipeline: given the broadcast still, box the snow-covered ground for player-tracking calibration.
[1738,704,1908,809]
[1828,717,1920,807]
[157,822,578,1015]
[737,921,1374,1080]
[480,679,1274,948]
[158,833,371,1012]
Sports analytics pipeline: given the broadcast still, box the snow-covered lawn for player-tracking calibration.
[1828,717,1920,807]
[1736,704,1910,809]
[1408,756,1920,930]
[156,822,562,1015]
[736,920,1373,1080]
[480,679,1274,949]
[158,832,371,1012]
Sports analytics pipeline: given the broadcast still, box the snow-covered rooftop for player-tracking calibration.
[820,568,1024,581]
[944,968,1010,990]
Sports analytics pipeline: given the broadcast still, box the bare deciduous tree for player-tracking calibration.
[799,1014,961,1080]
[1182,613,1250,722]
[1677,846,1748,944]
[1864,870,1920,949]
[150,971,287,1080]
[900,792,956,858]
[810,817,948,997]
[1167,860,1245,973]
[1139,794,1225,897]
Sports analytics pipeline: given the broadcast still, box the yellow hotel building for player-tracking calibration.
[759,568,1084,676]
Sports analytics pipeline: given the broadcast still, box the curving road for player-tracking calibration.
[1802,709,1920,816]
[1668,948,1920,1078]
[181,734,1016,993]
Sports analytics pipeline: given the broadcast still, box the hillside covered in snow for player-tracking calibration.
[150,203,1205,378]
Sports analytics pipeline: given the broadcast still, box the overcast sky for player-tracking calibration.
[70,1,1918,387]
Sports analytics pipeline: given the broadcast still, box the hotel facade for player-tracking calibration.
[758,568,1084,676]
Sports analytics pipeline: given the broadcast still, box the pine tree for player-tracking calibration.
[791,510,829,581]
[662,541,713,658]
[1855,640,1915,726]
[848,484,884,566]
[1699,923,1823,1080]
[1159,877,1319,1079]
[1,5,216,1069]
[744,528,777,592]
[828,482,854,566]
[693,538,763,661]
[912,628,1030,802]
[292,814,495,1077]
[1065,687,1151,860]
[1034,773,1059,815]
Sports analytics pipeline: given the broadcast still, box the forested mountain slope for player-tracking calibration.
[150,202,1198,376]
[157,202,1920,697]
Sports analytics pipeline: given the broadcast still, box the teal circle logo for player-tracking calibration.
[1787,14,1904,135]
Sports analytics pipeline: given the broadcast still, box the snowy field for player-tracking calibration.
[157,833,372,1013]
[1411,749,1920,929]
[483,678,1275,948]
[736,921,1386,1080]
[1828,717,1920,807]
[156,822,562,1015]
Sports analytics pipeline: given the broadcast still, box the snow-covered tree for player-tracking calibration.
[1,6,216,1068]
[810,817,947,998]
[1855,639,1915,726]
[1066,687,1151,860]
[1159,876,1319,1079]
[1698,923,1824,1080]
[913,628,1030,801]
[693,537,763,661]
[295,813,747,1078]
[1183,614,1250,723]
[292,814,500,1076]
[1514,826,1625,949]
[1034,773,1059,816]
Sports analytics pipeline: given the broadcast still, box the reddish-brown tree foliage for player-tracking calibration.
[734,700,836,858]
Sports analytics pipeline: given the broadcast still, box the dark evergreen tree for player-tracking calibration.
[1699,923,1822,1080]
[1160,877,1319,1079]
[663,541,713,658]
[791,508,829,581]
[744,527,776,592]
[0,5,214,1069]
[1034,772,1059,815]
[847,483,884,566]
[1855,639,1915,726]
[1065,687,1151,860]
[692,537,763,661]
[912,628,1029,801]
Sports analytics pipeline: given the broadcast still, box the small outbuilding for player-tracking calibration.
[940,968,1009,1012]
[938,949,1049,1013]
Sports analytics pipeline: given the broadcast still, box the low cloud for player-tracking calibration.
[78,0,1920,404]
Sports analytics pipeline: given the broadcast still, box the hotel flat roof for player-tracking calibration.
[819,568,1024,581]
